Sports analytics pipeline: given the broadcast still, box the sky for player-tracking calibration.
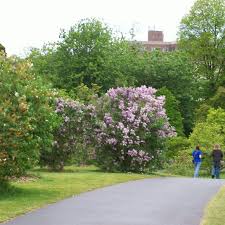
[0,0,195,56]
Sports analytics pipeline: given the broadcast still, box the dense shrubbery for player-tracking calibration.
[190,108,225,151]
[165,149,193,176]
[0,55,59,179]
[94,86,176,172]
[40,98,96,171]
[165,148,215,176]
[189,108,225,173]
[41,86,175,172]
[165,109,225,176]
[165,136,191,160]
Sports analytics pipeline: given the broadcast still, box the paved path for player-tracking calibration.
[2,178,225,225]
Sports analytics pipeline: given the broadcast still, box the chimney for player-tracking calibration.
[148,31,164,42]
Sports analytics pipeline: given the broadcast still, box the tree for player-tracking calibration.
[157,87,184,136]
[195,86,225,122]
[29,18,147,95]
[179,0,225,96]
[209,86,225,109]
[54,18,115,91]
[136,50,199,135]
[190,108,225,151]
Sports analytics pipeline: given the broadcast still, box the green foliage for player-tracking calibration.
[68,83,100,103]
[179,0,225,96]
[136,50,199,135]
[165,149,193,176]
[70,145,95,166]
[28,18,203,136]
[28,44,58,84]
[208,86,225,109]
[40,99,96,171]
[165,136,191,159]
[168,108,225,176]
[55,18,114,90]
[0,55,60,179]
[195,103,212,123]
[190,108,225,152]
[195,86,225,122]
[165,148,213,176]
[157,87,184,136]
[29,19,144,93]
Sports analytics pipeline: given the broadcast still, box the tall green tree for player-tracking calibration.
[29,18,144,94]
[195,86,225,122]
[136,50,199,135]
[179,0,225,96]
[54,18,115,90]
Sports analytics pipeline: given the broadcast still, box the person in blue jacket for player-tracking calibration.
[192,145,202,178]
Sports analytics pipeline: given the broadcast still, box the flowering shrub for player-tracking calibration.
[45,86,176,172]
[95,86,176,172]
[0,55,59,179]
[40,98,96,170]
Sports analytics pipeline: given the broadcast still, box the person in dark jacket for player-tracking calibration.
[211,144,223,179]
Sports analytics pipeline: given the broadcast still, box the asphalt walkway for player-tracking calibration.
[2,177,225,225]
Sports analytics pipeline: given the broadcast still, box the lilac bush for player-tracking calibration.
[46,86,176,172]
[40,98,96,170]
[94,86,176,172]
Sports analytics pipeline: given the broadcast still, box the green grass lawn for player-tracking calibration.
[201,172,225,225]
[0,165,151,223]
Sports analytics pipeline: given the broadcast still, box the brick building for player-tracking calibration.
[139,30,177,52]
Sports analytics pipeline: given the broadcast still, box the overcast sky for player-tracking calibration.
[0,0,195,56]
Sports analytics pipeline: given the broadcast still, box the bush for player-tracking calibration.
[41,86,176,172]
[165,149,193,176]
[190,108,225,151]
[189,108,225,173]
[94,86,176,172]
[40,98,96,171]
[0,55,59,179]
[165,136,191,160]
[165,148,214,177]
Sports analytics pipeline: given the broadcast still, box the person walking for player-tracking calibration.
[211,144,223,179]
[192,145,202,178]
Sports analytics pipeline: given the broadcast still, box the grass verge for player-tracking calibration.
[0,165,151,223]
[201,185,225,225]
[200,172,225,225]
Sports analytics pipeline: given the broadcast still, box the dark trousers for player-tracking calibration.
[213,164,221,179]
